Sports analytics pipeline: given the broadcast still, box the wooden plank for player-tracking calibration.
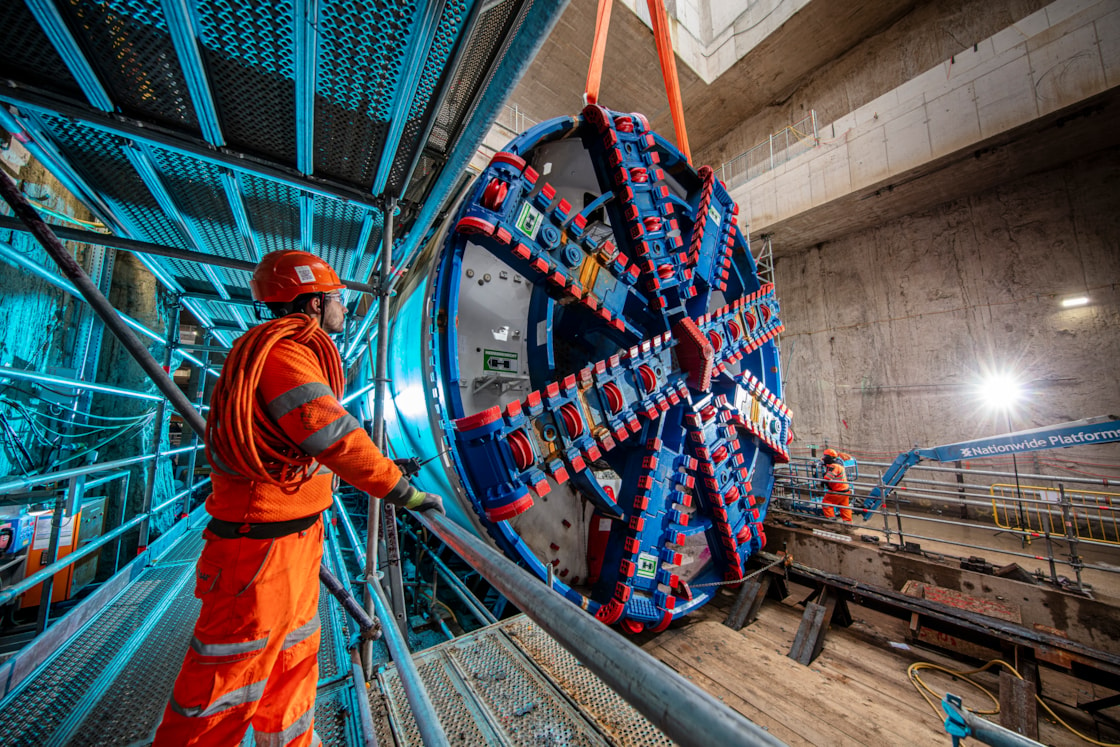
[645,645,823,746]
[724,575,771,631]
[899,580,1022,623]
[1000,669,1039,739]
[645,620,947,747]
[789,600,829,665]
[740,602,975,729]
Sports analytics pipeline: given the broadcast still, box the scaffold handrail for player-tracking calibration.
[414,511,789,747]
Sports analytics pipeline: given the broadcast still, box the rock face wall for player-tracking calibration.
[775,146,1120,464]
[0,142,177,558]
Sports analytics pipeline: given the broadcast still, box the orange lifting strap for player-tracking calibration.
[584,0,613,105]
[583,0,693,164]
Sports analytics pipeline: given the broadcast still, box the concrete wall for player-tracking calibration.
[733,0,1120,244]
[775,146,1120,465]
[698,0,1052,169]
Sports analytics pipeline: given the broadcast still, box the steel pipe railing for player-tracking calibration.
[151,477,212,515]
[769,503,1117,574]
[941,693,1044,747]
[414,511,788,747]
[0,365,162,401]
[0,444,203,496]
[781,457,1116,488]
[366,572,450,746]
[398,523,496,625]
[0,513,146,605]
[772,455,1119,591]
[83,469,130,491]
[332,494,368,569]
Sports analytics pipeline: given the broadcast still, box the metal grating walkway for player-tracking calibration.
[376,615,675,746]
[0,0,568,351]
[0,527,363,746]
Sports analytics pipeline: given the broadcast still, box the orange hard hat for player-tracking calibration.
[823,448,838,458]
[250,250,345,303]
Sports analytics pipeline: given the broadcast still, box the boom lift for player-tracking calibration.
[860,416,1120,519]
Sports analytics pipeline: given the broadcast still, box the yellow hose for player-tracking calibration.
[908,659,1120,746]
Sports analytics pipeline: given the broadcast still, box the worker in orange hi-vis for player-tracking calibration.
[819,448,853,523]
[154,250,444,747]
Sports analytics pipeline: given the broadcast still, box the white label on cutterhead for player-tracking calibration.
[294,265,316,283]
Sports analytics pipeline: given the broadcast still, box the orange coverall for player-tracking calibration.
[821,462,852,523]
[154,327,409,746]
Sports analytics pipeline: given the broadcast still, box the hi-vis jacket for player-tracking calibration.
[824,463,850,493]
[206,337,408,522]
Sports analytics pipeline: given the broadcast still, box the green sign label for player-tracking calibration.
[483,348,518,373]
[515,202,543,240]
[707,204,721,227]
[636,552,658,579]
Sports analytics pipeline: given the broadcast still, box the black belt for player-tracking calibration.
[206,513,320,540]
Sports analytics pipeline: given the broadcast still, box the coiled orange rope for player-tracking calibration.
[206,314,344,489]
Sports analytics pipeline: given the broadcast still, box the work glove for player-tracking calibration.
[405,487,446,515]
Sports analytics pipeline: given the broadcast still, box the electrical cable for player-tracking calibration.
[40,414,154,473]
[206,314,343,487]
[417,589,460,628]
[908,660,1120,746]
[2,400,147,439]
[0,412,35,474]
[40,398,159,422]
[23,195,107,231]
[26,401,154,426]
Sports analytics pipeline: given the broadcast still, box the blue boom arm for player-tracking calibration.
[861,416,1120,520]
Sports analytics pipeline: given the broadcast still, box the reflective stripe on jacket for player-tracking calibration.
[207,336,407,522]
[824,463,849,493]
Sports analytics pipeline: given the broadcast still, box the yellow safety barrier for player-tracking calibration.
[990,483,1120,545]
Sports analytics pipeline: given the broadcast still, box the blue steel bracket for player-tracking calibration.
[436,106,792,632]
[942,693,970,747]
[861,449,922,517]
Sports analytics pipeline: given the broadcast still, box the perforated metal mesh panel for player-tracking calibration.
[347,210,385,284]
[0,1,81,97]
[446,630,603,745]
[198,0,297,161]
[147,148,257,287]
[380,655,493,746]
[376,616,675,746]
[313,195,368,275]
[35,115,189,250]
[426,0,521,154]
[314,0,418,186]
[369,686,399,747]
[384,0,472,196]
[64,576,200,745]
[64,0,200,131]
[0,564,193,745]
[240,172,302,257]
[155,526,207,564]
[317,582,342,681]
[502,617,675,747]
[315,683,362,747]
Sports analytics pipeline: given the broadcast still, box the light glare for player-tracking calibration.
[1061,296,1089,308]
[980,373,1022,411]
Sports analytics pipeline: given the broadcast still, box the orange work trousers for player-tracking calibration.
[153,519,324,746]
[822,491,853,523]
